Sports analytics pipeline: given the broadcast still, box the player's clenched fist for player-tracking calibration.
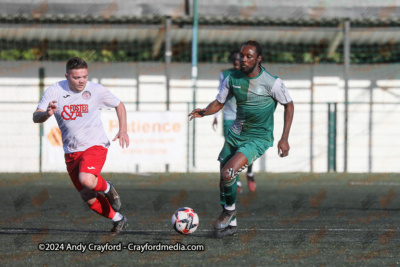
[277,139,290,157]
[47,101,58,116]
[188,108,206,121]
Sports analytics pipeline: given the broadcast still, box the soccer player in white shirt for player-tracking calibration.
[33,57,129,234]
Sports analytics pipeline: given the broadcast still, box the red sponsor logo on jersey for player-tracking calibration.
[61,104,89,120]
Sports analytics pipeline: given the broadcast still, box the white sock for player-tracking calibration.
[229,218,237,226]
[247,172,254,177]
[237,181,242,187]
[104,182,111,194]
[111,212,123,222]
[224,204,235,211]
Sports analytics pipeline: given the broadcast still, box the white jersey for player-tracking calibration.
[38,80,120,153]
[214,71,237,121]
[219,72,237,121]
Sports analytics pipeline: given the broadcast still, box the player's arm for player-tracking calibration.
[212,72,226,130]
[112,101,129,148]
[33,100,57,123]
[189,99,225,121]
[189,75,232,121]
[277,101,294,157]
[271,78,294,157]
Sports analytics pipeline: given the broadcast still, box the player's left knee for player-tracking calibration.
[79,172,96,189]
[221,163,249,183]
[221,167,237,182]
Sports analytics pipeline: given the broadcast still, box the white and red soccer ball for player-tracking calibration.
[171,207,199,234]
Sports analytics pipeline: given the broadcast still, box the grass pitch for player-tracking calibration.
[0,172,399,266]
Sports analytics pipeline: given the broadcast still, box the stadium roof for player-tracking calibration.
[2,0,400,20]
[0,0,399,46]
[0,17,399,46]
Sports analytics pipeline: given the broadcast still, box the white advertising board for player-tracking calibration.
[42,112,186,172]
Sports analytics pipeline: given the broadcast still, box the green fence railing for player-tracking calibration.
[328,102,337,172]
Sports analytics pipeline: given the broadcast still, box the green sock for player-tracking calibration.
[248,164,253,174]
[222,177,237,206]
[219,181,226,206]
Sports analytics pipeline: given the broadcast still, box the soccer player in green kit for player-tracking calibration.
[212,50,257,193]
[189,40,294,238]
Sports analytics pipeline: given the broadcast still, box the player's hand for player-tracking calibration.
[277,139,290,157]
[188,108,206,121]
[113,131,130,148]
[47,101,57,116]
[212,118,218,131]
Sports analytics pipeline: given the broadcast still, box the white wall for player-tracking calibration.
[0,61,399,173]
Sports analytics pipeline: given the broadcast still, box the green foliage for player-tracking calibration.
[0,41,398,63]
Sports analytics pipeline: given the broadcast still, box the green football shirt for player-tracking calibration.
[216,67,292,145]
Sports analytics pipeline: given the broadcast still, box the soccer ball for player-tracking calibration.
[171,207,199,234]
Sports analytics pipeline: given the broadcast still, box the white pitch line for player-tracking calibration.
[1,228,398,233]
[347,182,400,186]
[88,182,400,187]
[277,182,400,186]
[124,228,400,232]
[0,229,39,233]
[28,181,400,187]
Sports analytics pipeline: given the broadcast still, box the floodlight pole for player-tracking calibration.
[39,67,45,173]
[191,0,198,168]
[165,16,172,173]
[310,64,315,172]
[165,16,172,111]
[343,20,350,172]
[368,81,375,172]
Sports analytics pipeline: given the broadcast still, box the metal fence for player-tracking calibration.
[1,61,399,173]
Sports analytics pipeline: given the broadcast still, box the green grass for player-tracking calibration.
[0,172,399,266]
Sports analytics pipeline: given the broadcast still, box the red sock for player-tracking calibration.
[93,175,107,192]
[89,194,116,219]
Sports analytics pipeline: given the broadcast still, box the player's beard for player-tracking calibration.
[240,63,257,75]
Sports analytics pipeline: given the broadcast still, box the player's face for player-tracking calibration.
[65,68,88,92]
[240,45,261,75]
[232,53,241,70]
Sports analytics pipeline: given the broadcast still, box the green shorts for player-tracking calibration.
[223,120,234,138]
[217,132,271,166]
